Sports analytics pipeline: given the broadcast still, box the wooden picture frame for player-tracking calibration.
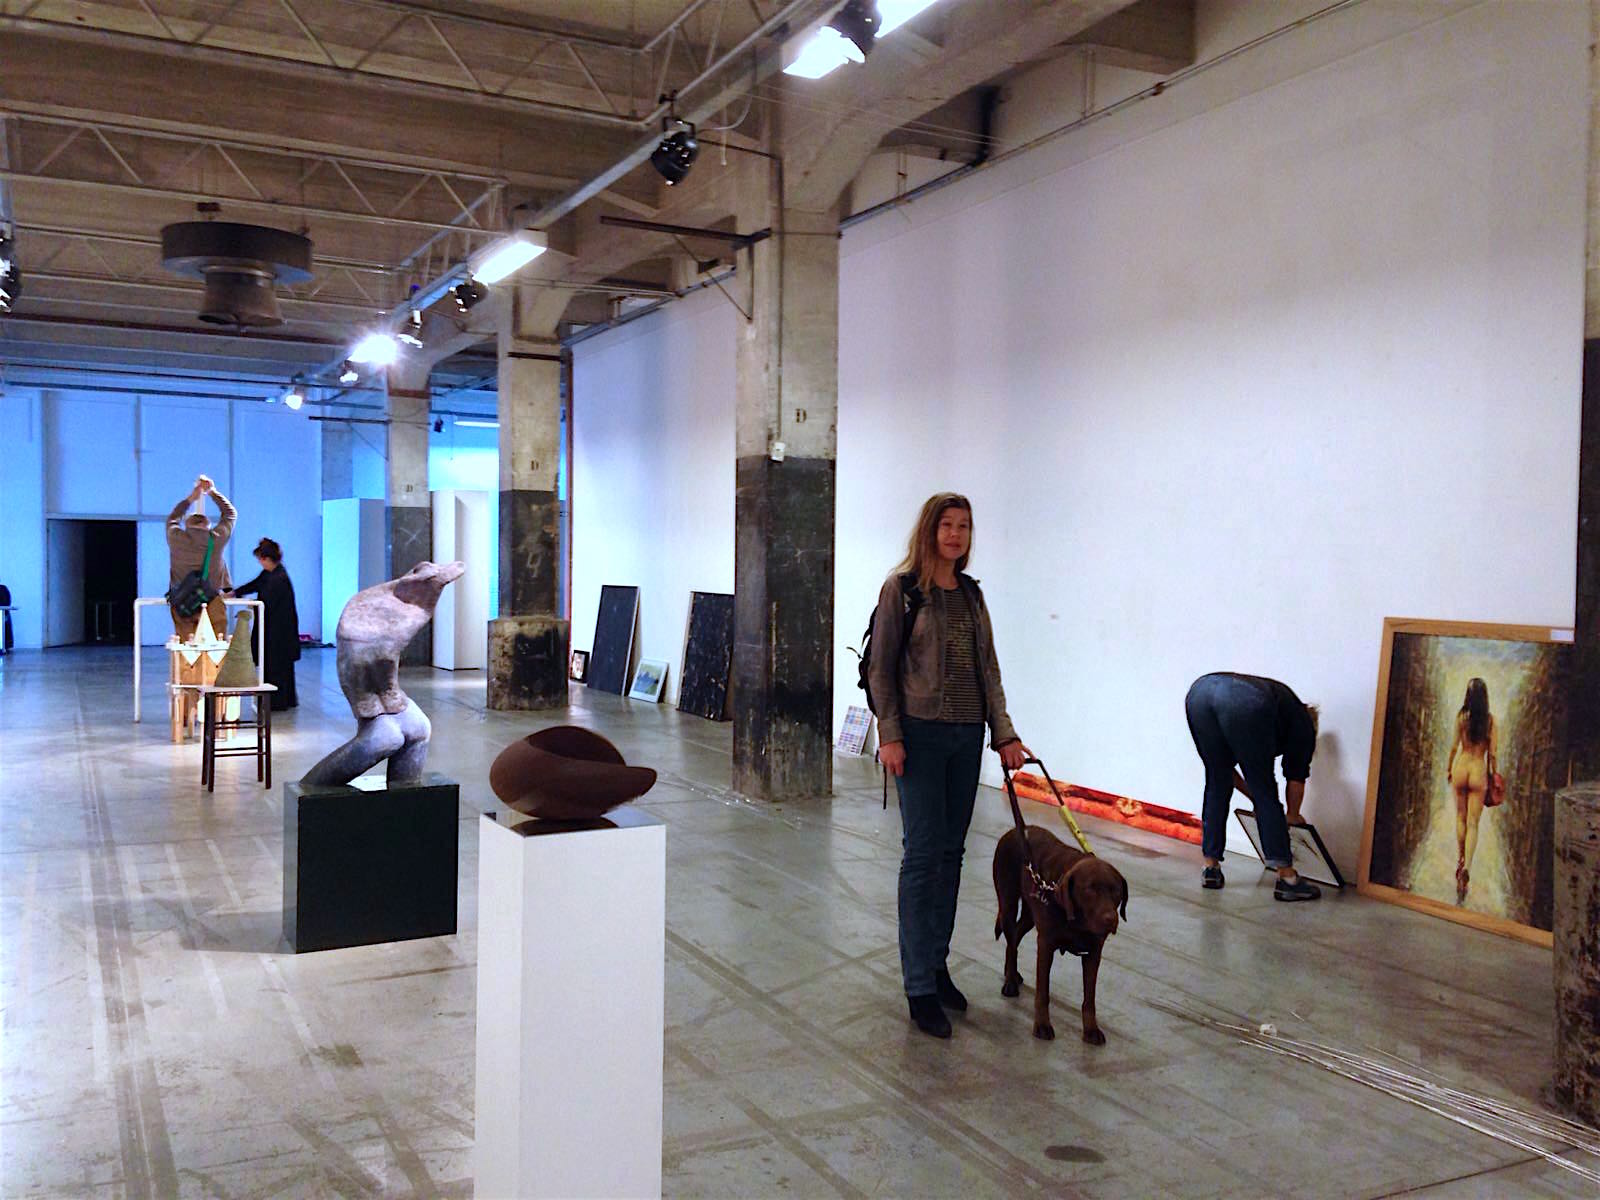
[1358,617,1573,948]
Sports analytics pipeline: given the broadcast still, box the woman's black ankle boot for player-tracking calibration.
[908,994,952,1039]
[934,968,968,1012]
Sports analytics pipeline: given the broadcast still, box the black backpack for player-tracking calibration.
[166,534,217,617]
[854,573,925,716]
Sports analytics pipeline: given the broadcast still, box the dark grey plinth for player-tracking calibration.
[283,772,459,953]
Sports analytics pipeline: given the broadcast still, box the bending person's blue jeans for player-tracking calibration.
[1184,674,1292,869]
[895,717,986,998]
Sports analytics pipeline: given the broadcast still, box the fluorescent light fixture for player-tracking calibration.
[782,1,943,78]
[454,418,500,429]
[350,331,399,366]
[470,230,547,285]
[783,26,855,78]
[877,0,940,37]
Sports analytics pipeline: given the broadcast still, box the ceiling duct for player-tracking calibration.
[160,221,314,328]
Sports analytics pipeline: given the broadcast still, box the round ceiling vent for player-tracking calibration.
[160,221,314,328]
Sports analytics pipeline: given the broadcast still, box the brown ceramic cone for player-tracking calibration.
[213,612,256,687]
[489,726,656,820]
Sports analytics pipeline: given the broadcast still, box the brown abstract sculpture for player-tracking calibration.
[212,611,256,687]
[490,726,656,820]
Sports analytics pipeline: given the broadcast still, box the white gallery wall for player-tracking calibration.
[572,289,737,704]
[0,388,324,647]
[571,0,1585,870]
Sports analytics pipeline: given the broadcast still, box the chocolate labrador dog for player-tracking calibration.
[993,826,1128,1043]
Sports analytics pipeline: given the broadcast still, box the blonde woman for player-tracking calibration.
[1446,677,1497,904]
[869,493,1028,1039]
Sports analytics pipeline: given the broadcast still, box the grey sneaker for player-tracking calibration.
[1274,876,1321,902]
[1201,866,1225,890]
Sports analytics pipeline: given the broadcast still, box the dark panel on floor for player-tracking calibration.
[586,584,638,696]
[678,591,734,721]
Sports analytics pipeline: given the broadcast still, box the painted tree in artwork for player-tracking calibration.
[1370,633,1442,885]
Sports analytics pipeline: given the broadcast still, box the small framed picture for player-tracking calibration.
[569,649,589,682]
[628,658,669,703]
[836,705,873,756]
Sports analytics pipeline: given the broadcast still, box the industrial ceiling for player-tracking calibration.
[0,0,1194,401]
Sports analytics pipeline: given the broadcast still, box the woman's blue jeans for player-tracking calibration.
[1184,673,1292,869]
[895,717,986,997]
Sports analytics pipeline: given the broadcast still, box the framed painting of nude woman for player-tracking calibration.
[1358,618,1573,947]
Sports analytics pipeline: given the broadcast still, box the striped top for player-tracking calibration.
[937,585,986,723]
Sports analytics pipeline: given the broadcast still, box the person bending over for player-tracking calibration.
[166,475,235,642]
[870,492,1029,1039]
[229,538,301,710]
[1184,672,1320,901]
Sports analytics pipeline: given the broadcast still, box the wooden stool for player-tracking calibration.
[200,684,277,791]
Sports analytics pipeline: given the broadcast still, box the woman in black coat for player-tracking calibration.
[229,538,301,709]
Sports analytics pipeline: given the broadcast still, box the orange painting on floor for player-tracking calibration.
[1009,773,1203,845]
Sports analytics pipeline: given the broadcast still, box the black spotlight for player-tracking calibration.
[452,279,488,313]
[650,122,699,187]
[0,235,20,314]
[829,0,880,60]
[432,417,444,433]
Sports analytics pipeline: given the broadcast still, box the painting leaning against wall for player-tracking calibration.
[1359,618,1574,946]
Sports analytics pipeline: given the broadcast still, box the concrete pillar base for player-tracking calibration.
[487,615,570,710]
[731,455,834,802]
[1554,782,1600,1127]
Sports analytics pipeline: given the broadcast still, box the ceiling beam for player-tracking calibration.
[2,169,504,236]
[0,15,648,128]
[1064,0,1196,75]
[0,30,650,200]
[24,271,388,314]
[23,224,395,274]
[780,0,1139,213]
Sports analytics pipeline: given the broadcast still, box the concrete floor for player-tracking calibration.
[1,646,1593,1198]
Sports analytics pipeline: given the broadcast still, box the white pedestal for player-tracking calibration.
[475,809,665,1200]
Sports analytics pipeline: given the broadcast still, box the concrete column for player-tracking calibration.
[1557,0,1600,1127]
[731,202,839,801]
[320,421,354,500]
[386,361,431,666]
[486,298,569,709]
[1572,0,1600,780]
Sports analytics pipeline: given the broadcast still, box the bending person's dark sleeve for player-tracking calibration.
[231,573,263,597]
[1281,711,1316,782]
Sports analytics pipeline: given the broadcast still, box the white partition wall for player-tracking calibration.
[321,498,385,637]
[431,488,490,670]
